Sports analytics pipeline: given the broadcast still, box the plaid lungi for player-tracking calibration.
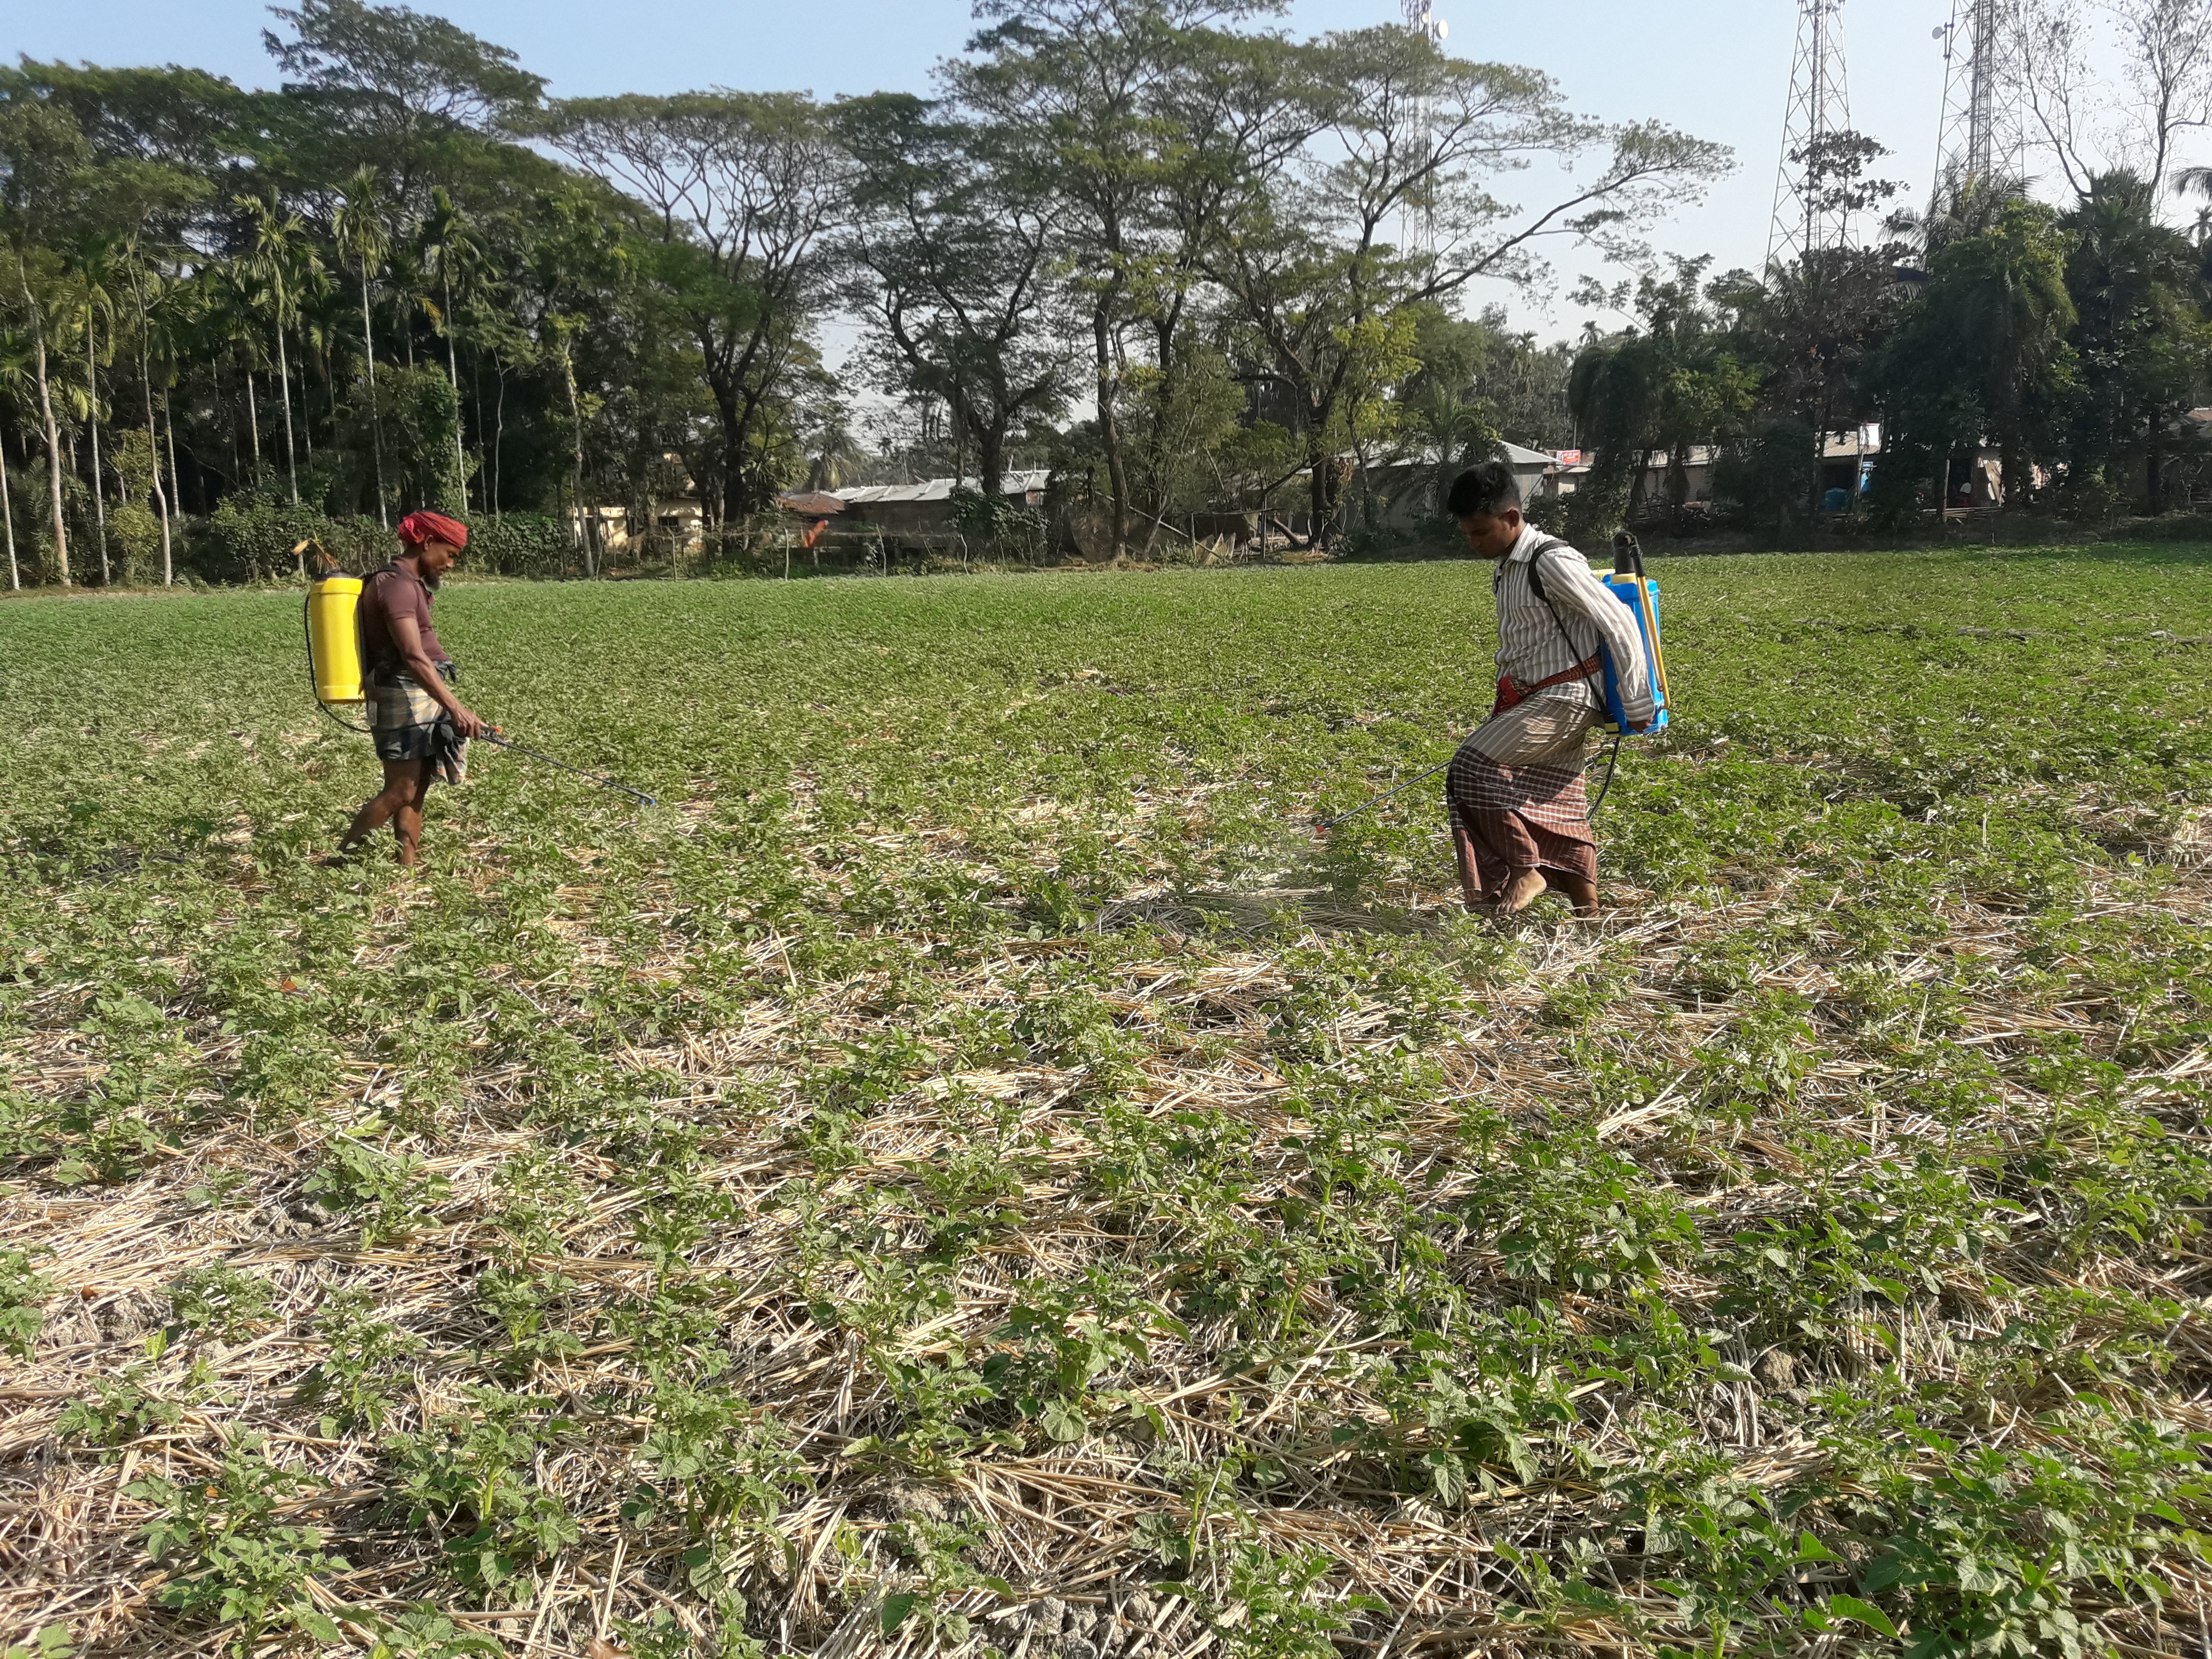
[367,663,469,784]
[1445,695,1597,887]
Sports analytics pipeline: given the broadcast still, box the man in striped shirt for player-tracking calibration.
[1442,461,1654,918]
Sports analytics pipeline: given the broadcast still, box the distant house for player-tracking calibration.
[833,470,1050,534]
[1544,427,1886,511]
[1364,442,1564,527]
[572,497,706,552]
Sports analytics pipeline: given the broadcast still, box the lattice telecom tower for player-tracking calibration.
[1402,0,1447,260]
[1929,0,2022,212]
[1766,0,1854,268]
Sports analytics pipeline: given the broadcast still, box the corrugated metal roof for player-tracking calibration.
[1370,442,1563,470]
[835,469,1050,506]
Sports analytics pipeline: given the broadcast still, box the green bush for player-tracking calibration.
[466,514,573,578]
[193,494,385,585]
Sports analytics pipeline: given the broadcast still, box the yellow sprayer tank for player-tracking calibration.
[307,573,365,706]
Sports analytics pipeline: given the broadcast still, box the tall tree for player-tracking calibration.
[123,250,176,584]
[263,0,544,197]
[1877,198,2077,509]
[0,76,92,584]
[70,231,123,580]
[334,168,391,524]
[1209,25,1727,541]
[415,185,480,502]
[2061,170,2208,503]
[2017,0,2212,198]
[0,326,28,587]
[543,92,844,519]
[952,0,1244,554]
[238,195,315,506]
[836,93,1074,499]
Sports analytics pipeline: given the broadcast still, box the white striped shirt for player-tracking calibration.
[1491,525,1654,725]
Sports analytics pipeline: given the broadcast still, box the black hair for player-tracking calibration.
[1446,459,1521,519]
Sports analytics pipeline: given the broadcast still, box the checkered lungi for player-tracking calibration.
[367,662,469,785]
[1444,695,1597,888]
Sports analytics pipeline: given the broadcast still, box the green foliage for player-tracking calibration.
[1714,420,1821,530]
[57,1360,190,1455]
[365,1605,503,1659]
[2,1627,74,1659]
[878,1518,1013,1647]
[5,548,2212,1650]
[621,1380,806,1540]
[165,1262,276,1343]
[1167,1541,1383,1659]
[464,512,570,577]
[303,1128,450,1244]
[295,1287,426,1435]
[127,1433,347,1656]
[373,363,469,512]
[198,492,384,584]
[0,1245,54,1357]
[385,1388,579,1597]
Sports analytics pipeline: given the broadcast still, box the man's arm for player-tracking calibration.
[1540,548,1654,726]
[388,612,484,738]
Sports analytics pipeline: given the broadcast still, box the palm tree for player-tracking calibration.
[1923,198,2076,499]
[1889,170,2031,263]
[804,413,868,494]
[298,263,355,463]
[204,257,271,489]
[288,246,334,468]
[334,170,392,526]
[124,248,176,585]
[2176,165,2212,243]
[546,312,597,577]
[0,326,32,588]
[238,195,317,509]
[9,251,70,586]
[417,188,483,507]
[2065,171,2198,502]
[69,233,122,582]
[144,274,210,572]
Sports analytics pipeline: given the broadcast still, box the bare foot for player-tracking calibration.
[1546,872,1602,917]
[1496,868,1548,916]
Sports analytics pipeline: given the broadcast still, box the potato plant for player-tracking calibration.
[3,544,2210,1656]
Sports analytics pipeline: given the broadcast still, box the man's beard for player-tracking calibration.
[422,567,443,591]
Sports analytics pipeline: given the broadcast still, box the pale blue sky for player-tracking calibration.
[1,0,2059,341]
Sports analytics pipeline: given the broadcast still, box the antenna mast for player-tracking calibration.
[1402,0,1446,261]
[1766,0,1854,268]
[1929,0,2021,220]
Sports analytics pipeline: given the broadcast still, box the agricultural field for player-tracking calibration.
[3,544,2211,1659]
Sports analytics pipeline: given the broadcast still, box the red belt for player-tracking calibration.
[1494,654,1601,714]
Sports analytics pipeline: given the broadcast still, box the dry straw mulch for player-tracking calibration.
[5,802,2211,1659]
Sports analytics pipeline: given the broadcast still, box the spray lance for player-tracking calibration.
[298,539,657,806]
[1320,532,1670,832]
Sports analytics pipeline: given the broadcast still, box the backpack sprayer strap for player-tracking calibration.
[1515,536,1603,700]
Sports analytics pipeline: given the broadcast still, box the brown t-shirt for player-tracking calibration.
[360,563,447,676]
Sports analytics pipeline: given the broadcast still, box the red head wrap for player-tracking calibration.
[398,510,469,549]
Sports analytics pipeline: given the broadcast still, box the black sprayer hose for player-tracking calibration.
[480,730,657,806]
[1586,732,1626,819]
[1320,758,1455,829]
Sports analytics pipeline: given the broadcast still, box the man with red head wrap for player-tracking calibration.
[338,512,485,865]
